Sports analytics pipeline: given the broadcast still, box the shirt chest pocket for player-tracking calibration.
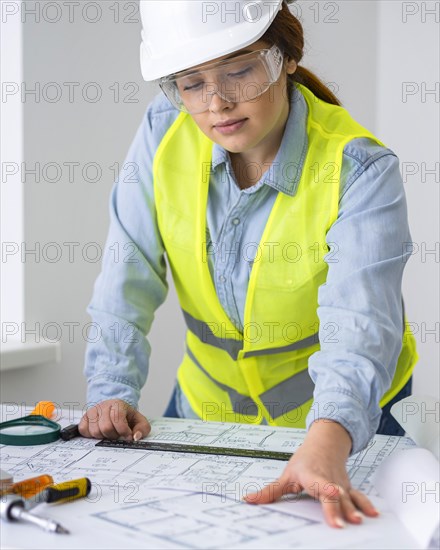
[160,202,196,253]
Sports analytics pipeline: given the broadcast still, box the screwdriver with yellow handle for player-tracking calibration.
[25,477,92,509]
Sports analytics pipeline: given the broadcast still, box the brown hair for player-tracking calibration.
[261,1,341,106]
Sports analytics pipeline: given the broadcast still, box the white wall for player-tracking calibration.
[376,1,439,397]
[0,6,24,328]
[1,1,438,416]
[1,0,184,414]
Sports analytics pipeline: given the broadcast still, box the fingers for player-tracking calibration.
[305,481,379,528]
[320,485,350,528]
[78,400,148,441]
[348,488,380,517]
[78,411,97,437]
[243,474,302,505]
[127,410,151,441]
[338,488,363,525]
[242,469,378,530]
[106,402,133,440]
[78,403,122,440]
[306,480,370,528]
[78,414,93,438]
[321,486,380,527]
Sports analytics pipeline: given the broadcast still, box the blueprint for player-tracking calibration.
[0,413,420,549]
[0,417,416,497]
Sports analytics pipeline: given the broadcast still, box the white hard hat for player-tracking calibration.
[139,0,283,81]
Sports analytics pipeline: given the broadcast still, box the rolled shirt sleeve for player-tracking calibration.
[305,141,412,454]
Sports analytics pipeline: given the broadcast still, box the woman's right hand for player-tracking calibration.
[78,399,151,441]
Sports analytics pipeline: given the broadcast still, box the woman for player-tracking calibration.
[79,0,418,528]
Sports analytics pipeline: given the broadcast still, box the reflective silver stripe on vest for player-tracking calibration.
[183,311,242,360]
[186,346,259,416]
[183,310,320,359]
[259,369,315,420]
[186,346,315,421]
[243,334,319,358]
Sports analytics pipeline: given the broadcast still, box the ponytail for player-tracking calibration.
[261,1,342,106]
[293,66,341,106]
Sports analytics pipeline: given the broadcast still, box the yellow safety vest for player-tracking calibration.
[153,84,418,427]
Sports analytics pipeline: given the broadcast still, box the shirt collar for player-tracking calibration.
[210,85,308,197]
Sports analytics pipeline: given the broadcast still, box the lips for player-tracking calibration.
[213,118,248,135]
[214,118,247,128]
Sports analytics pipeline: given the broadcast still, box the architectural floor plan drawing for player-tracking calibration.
[0,414,420,549]
[93,488,319,549]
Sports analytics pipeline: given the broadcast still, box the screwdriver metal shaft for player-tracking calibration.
[10,505,69,533]
[1,495,69,534]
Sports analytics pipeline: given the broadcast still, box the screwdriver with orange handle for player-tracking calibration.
[0,474,54,499]
[30,401,81,441]
[30,401,56,419]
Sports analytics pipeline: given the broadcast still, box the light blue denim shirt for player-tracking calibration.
[84,85,412,455]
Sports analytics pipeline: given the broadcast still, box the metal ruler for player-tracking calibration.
[96,439,292,461]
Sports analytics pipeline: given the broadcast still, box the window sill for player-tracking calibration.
[0,341,61,372]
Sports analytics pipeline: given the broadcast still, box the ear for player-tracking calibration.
[286,57,297,75]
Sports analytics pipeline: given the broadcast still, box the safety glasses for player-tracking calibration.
[159,45,284,114]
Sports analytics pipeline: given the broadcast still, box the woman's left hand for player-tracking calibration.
[243,419,379,528]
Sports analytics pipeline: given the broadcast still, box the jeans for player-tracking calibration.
[163,384,181,418]
[163,377,413,437]
[375,377,412,436]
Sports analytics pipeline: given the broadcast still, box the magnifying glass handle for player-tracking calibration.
[59,424,80,441]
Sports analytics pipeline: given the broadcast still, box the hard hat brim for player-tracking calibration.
[140,4,282,81]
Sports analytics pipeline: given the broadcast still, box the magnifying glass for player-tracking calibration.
[0,415,61,446]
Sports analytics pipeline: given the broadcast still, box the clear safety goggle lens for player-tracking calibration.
[159,45,284,114]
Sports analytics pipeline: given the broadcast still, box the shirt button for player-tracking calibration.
[231,218,240,226]
[219,275,226,283]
